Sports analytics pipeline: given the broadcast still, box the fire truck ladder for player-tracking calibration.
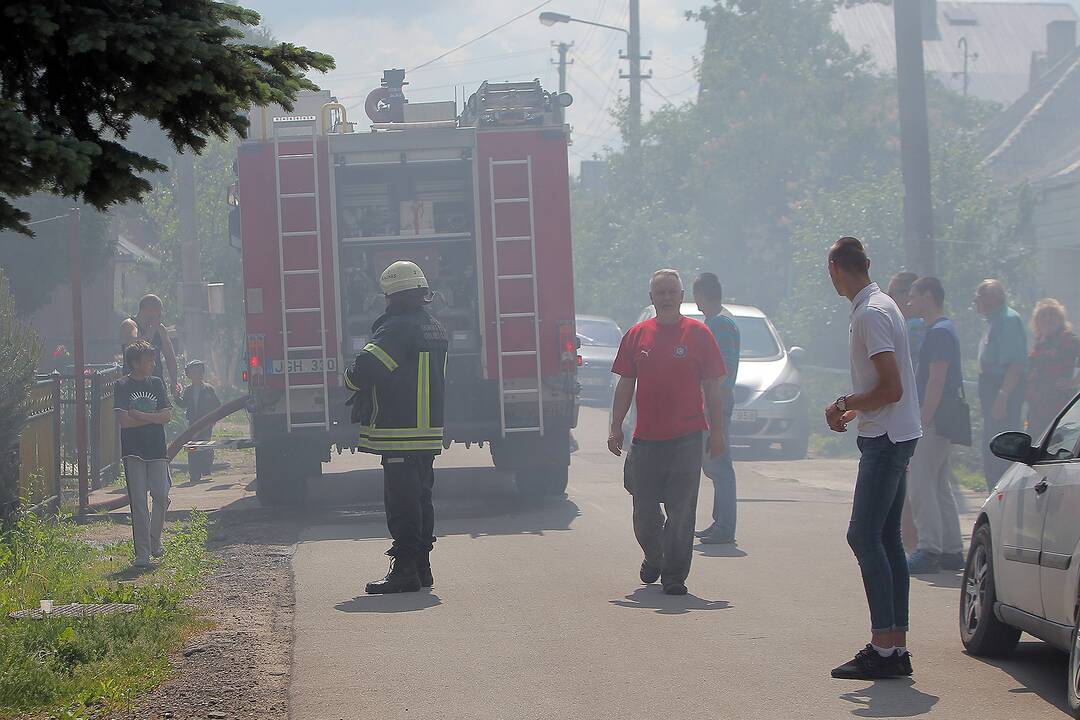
[489,156,544,437]
[273,116,330,432]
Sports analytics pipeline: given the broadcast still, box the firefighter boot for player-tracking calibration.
[417,537,435,588]
[365,551,421,594]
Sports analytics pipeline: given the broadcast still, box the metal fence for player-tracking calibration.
[18,376,62,513]
[58,365,122,492]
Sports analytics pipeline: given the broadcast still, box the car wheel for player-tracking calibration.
[1068,604,1080,718]
[778,429,809,460]
[959,524,1021,656]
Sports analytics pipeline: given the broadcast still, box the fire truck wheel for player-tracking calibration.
[255,443,309,507]
[514,465,569,497]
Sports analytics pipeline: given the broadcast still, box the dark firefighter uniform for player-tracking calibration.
[344,290,448,594]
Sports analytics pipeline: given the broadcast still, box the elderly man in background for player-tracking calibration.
[608,269,728,596]
[975,279,1027,491]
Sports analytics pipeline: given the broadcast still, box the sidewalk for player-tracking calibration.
[84,468,256,519]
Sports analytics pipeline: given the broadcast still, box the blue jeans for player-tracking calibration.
[702,392,736,538]
[848,434,918,633]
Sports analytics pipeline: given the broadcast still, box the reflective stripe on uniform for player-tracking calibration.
[363,342,399,372]
[416,351,431,430]
[360,426,444,438]
[359,437,444,452]
[343,370,360,391]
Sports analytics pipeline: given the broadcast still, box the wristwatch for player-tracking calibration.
[836,395,849,413]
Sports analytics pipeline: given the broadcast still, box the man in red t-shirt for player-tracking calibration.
[609,269,728,595]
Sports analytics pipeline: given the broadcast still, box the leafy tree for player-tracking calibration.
[572,102,709,328]
[0,269,41,521]
[140,137,244,389]
[0,1,334,235]
[779,127,1032,369]
[572,0,1009,332]
[691,0,896,302]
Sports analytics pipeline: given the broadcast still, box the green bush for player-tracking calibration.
[0,269,41,523]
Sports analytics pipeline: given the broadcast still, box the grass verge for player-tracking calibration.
[0,509,215,719]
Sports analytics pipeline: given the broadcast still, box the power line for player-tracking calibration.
[645,79,673,104]
[572,52,614,86]
[571,66,622,156]
[327,48,551,83]
[26,214,70,226]
[412,0,557,72]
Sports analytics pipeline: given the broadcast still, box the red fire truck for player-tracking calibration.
[234,71,579,505]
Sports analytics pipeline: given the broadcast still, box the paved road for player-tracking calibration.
[289,407,1071,719]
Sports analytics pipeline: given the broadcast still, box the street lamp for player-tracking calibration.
[539,10,627,35]
[538,6,647,152]
[539,11,572,27]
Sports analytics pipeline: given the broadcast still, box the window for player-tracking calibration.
[733,317,782,360]
[577,319,622,347]
[1044,396,1080,461]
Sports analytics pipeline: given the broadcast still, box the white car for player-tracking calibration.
[625,303,809,458]
[960,391,1080,717]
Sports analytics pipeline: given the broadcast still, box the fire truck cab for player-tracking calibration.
[235,72,579,505]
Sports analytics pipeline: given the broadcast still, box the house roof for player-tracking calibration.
[834,1,1078,105]
[981,44,1080,185]
[115,236,160,265]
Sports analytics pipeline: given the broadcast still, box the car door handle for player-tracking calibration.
[1034,479,1049,494]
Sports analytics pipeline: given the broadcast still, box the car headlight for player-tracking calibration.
[766,383,801,402]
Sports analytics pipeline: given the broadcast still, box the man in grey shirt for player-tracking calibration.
[825,237,922,681]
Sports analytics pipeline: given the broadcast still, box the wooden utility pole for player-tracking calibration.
[894,0,935,275]
[68,208,89,513]
[177,153,206,365]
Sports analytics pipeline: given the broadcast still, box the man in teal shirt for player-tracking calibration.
[975,279,1027,491]
[692,273,741,544]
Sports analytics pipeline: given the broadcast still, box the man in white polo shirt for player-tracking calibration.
[824,236,922,681]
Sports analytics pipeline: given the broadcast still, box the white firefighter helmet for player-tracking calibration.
[379,260,429,296]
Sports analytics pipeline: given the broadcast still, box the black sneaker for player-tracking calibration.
[417,564,434,588]
[639,560,661,584]
[896,650,913,676]
[700,533,736,545]
[939,552,966,571]
[694,524,716,539]
[831,645,906,679]
[662,582,688,596]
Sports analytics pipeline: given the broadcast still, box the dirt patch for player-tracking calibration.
[117,501,301,720]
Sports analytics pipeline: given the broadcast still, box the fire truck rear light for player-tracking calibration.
[577,355,582,366]
[246,334,266,387]
[242,370,249,382]
[558,321,576,366]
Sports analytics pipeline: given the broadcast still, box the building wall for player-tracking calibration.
[29,258,122,370]
[1034,179,1080,316]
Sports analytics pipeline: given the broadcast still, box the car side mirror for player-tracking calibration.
[989,431,1035,465]
[788,346,806,365]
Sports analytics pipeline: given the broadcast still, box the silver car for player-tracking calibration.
[619,303,809,459]
[576,314,622,405]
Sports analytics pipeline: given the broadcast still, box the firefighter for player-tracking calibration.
[344,261,448,594]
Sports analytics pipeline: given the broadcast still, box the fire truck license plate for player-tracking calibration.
[271,358,338,374]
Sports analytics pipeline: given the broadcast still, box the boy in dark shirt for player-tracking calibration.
[180,359,221,484]
[114,340,172,567]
